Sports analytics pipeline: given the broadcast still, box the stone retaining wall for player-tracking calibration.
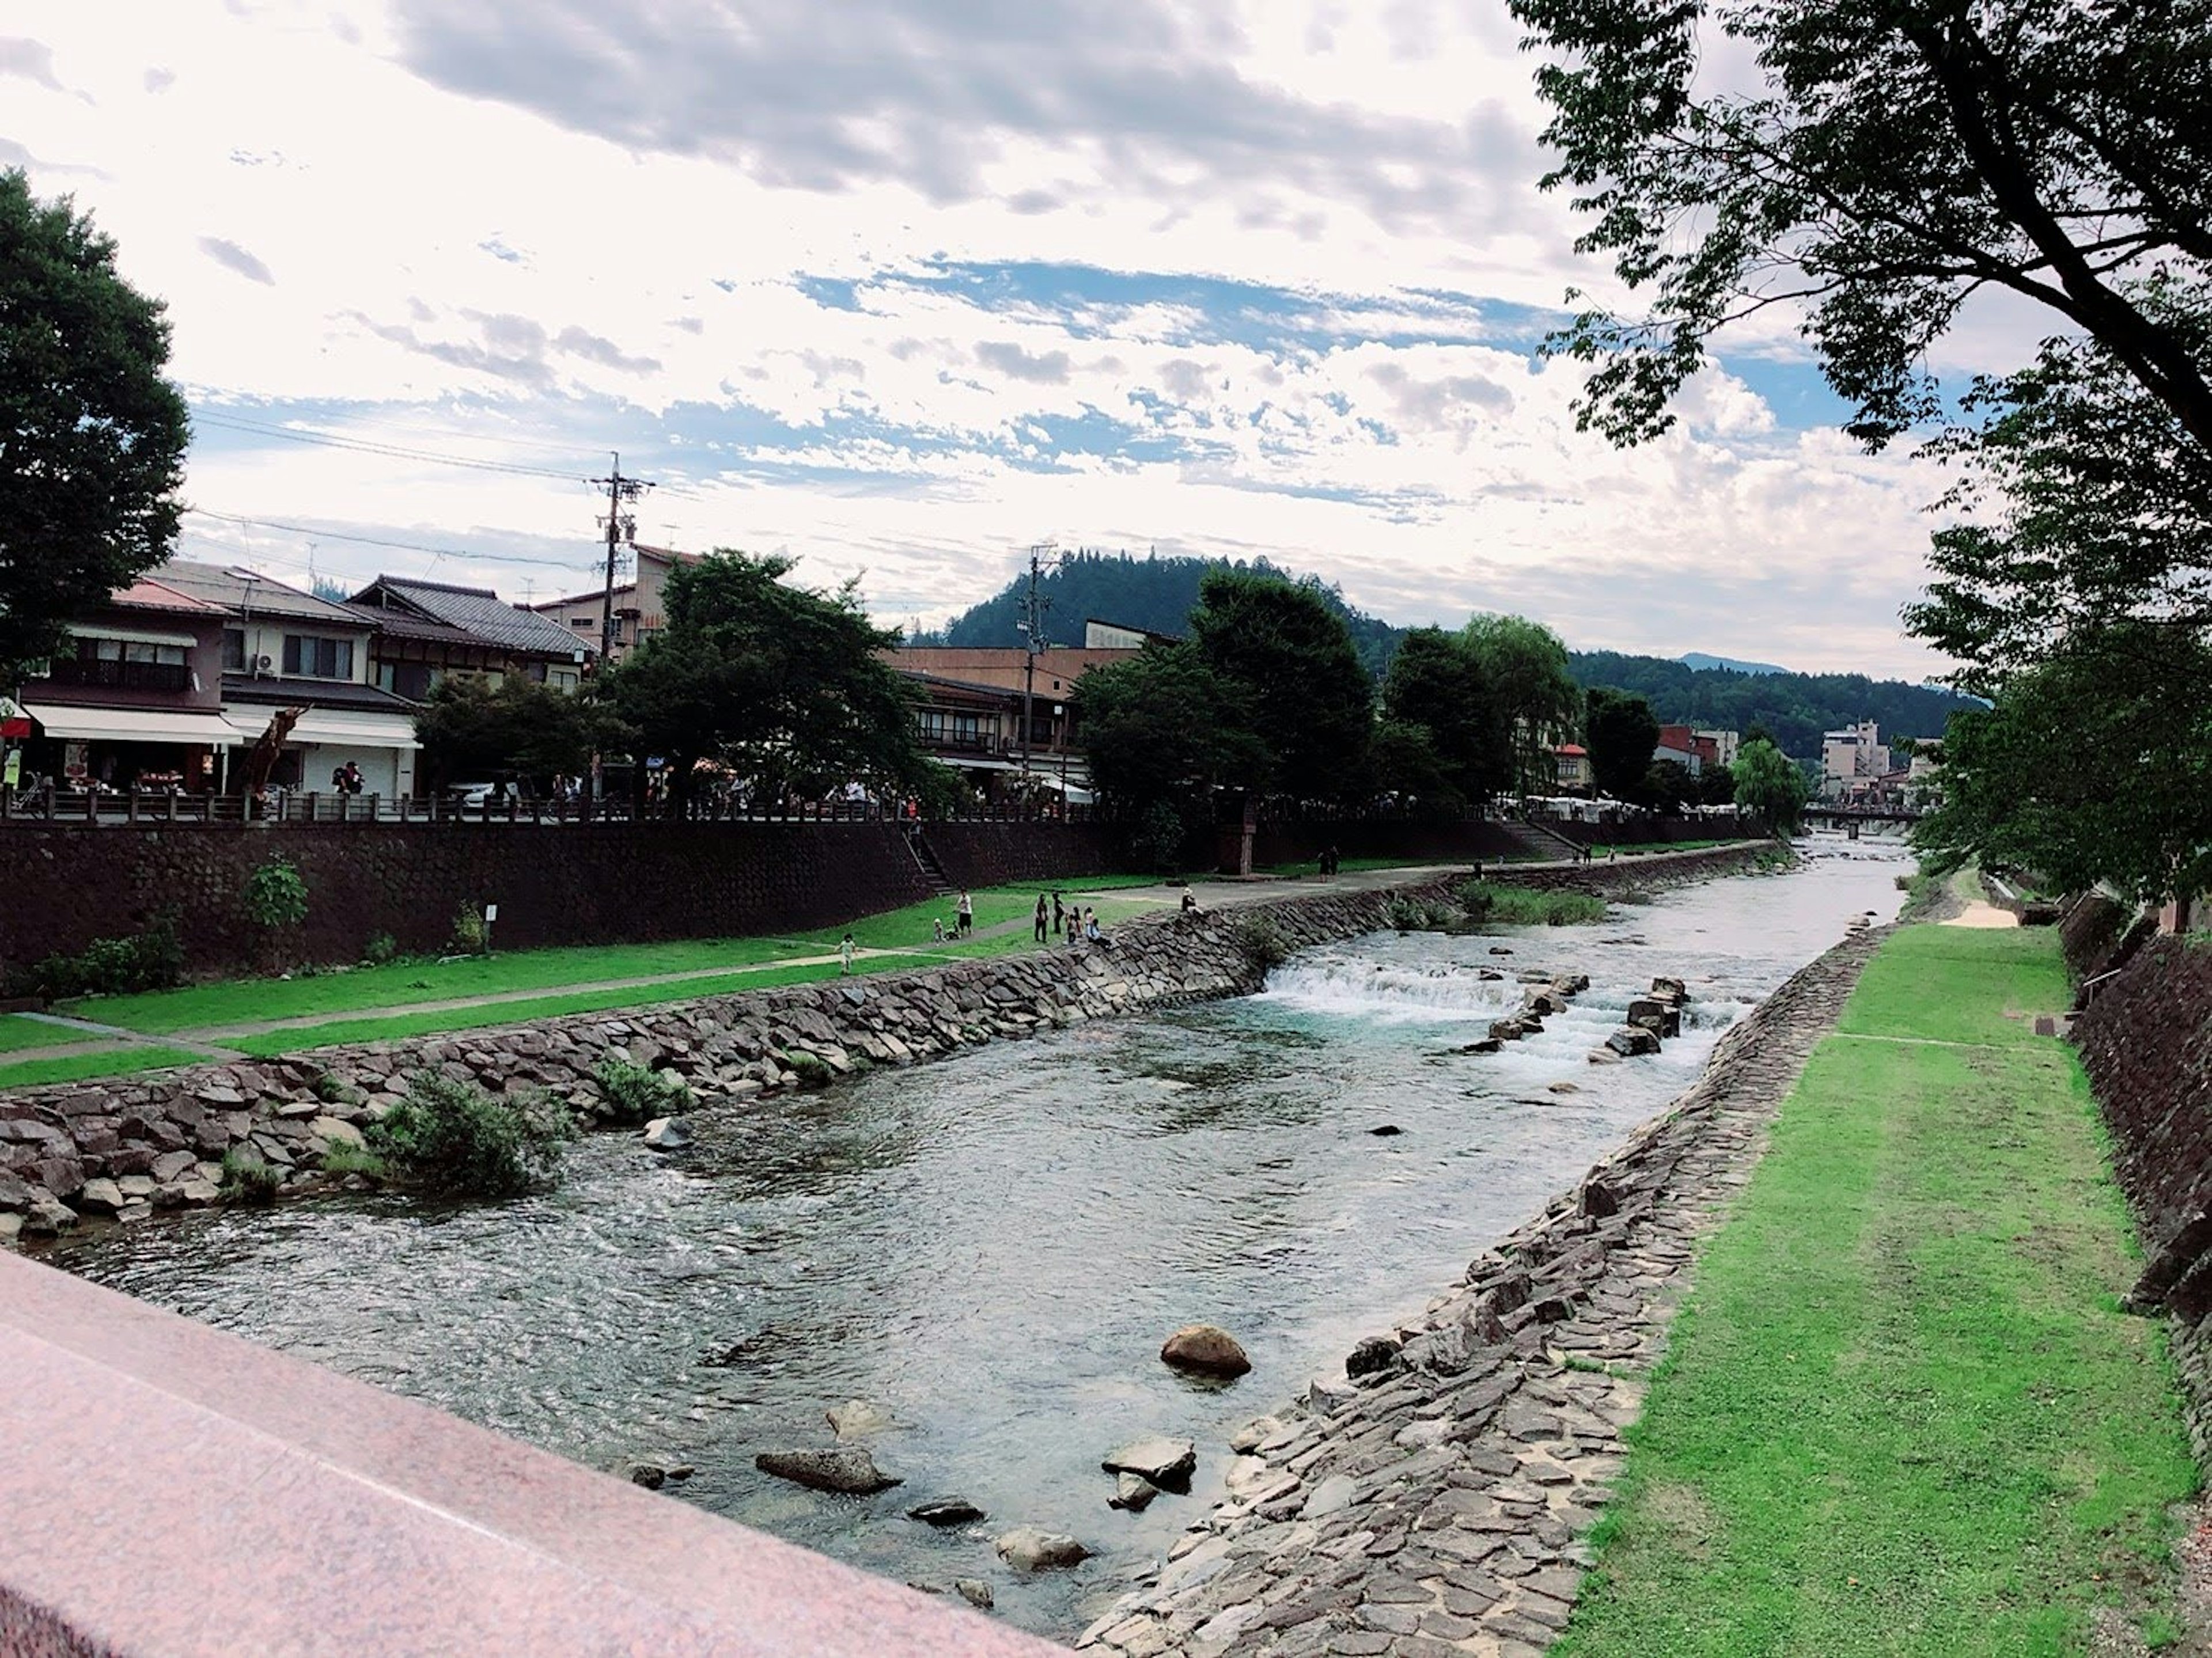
[1077,923,1886,1658]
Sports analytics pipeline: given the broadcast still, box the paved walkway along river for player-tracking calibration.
[1074,923,1889,1658]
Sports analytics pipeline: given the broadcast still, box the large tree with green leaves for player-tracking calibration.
[1188,569,1374,799]
[414,676,608,790]
[1583,686,1661,802]
[1509,0,2212,453]
[602,552,935,809]
[0,170,189,679]
[1379,627,1513,811]
[1732,737,1809,836]
[1076,643,1270,828]
[1462,614,1582,795]
[1913,625,2212,907]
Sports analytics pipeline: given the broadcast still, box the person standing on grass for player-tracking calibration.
[839,932,856,975]
[956,890,974,936]
[1051,890,1065,933]
[1033,893,1049,943]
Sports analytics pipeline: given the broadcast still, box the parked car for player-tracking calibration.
[446,781,505,809]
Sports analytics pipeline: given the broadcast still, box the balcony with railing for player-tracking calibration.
[41,657,194,694]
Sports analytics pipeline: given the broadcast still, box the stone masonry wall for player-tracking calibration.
[0,844,1772,1247]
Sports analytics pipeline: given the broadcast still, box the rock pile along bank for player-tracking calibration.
[0,841,1772,1246]
[1077,922,1885,1658]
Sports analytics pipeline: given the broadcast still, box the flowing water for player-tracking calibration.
[48,840,1909,1639]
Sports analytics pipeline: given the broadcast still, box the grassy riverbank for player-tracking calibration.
[1556,921,2198,1656]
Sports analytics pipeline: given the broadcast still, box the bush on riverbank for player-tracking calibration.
[1456,882,1608,927]
[592,1055,690,1124]
[368,1071,573,1197]
[1234,915,1290,969]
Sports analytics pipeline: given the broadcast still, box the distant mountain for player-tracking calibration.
[1680,651,1788,676]
[908,551,1977,757]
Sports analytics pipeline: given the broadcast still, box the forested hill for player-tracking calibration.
[1564,651,1974,755]
[907,549,1976,755]
[910,549,1403,676]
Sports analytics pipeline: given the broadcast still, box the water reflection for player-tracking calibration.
[50,840,1906,1638]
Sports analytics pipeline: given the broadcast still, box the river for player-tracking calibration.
[48,839,1909,1640]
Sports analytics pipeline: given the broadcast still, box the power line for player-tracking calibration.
[191,413,594,482]
[183,508,600,570]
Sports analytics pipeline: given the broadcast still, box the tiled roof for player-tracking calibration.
[354,577,593,659]
[222,675,421,714]
[112,576,225,615]
[154,560,365,624]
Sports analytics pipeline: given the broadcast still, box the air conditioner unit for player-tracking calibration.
[255,654,273,672]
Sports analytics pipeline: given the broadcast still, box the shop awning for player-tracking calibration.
[22,702,241,746]
[224,708,421,750]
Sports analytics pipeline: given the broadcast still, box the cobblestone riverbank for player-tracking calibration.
[1075,921,1886,1658]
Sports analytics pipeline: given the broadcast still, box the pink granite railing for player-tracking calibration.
[0,1251,1068,1657]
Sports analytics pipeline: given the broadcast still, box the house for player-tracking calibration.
[16,576,237,793]
[347,576,593,699]
[151,561,423,797]
[1551,743,1590,792]
[892,666,1091,800]
[1821,720,1890,799]
[1653,724,1717,776]
[529,544,701,665]
[1694,728,1741,770]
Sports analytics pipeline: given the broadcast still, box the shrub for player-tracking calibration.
[13,910,186,1000]
[310,1072,363,1106]
[783,1050,832,1088]
[1131,799,1191,874]
[1456,882,1608,927]
[242,857,309,931]
[368,1071,573,1198]
[1234,915,1290,970]
[1384,894,1460,932]
[318,1143,388,1181]
[363,932,398,965]
[593,1056,690,1124]
[447,902,489,956]
[218,1147,281,1205]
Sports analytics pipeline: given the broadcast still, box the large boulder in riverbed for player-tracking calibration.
[753,1447,902,1494]
[908,1498,986,1527]
[1101,1435,1196,1490]
[826,1399,896,1437]
[1110,1471,1160,1511]
[1606,1026,1661,1058]
[1345,1334,1404,1379]
[996,1527,1090,1570]
[1161,1324,1251,1378]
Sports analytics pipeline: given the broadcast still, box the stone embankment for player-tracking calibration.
[1077,922,1885,1658]
[0,843,1772,1246]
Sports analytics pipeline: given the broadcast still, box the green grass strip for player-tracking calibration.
[0,1046,210,1089]
[0,1014,81,1054]
[1555,925,2196,1658]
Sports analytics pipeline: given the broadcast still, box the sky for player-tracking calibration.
[6,1,2019,677]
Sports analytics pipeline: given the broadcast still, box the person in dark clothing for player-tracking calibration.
[1051,890,1065,932]
[1033,893,1049,943]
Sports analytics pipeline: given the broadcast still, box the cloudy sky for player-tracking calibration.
[9,1,2006,675]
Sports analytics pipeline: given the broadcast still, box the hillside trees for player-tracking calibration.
[0,170,189,679]
[1510,0,2212,454]
[602,552,940,809]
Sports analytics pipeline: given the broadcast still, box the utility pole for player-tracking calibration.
[590,453,654,666]
[1017,541,1057,792]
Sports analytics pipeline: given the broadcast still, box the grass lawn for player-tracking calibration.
[1584,837,1744,859]
[0,1014,79,1053]
[1555,924,2196,1657]
[1253,855,1462,877]
[0,1046,211,1090]
[54,874,1168,1039]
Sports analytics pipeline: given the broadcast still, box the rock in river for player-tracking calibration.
[1101,1435,1198,1490]
[826,1398,896,1438]
[642,1116,693,1151]
[955,1579,995,1610]
[996,1527,1090,1571]
[1110,1471,1161,1512]
[1345,1334,1403,1379]
[1160,1323,1252,1378]
[908,1498,986,1527]
[753,1447,902,1494]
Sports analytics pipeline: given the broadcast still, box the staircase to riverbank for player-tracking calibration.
[905,829,956,897]
[1497,817,1586,862]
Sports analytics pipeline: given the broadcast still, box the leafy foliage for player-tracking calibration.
[413,675,608,790]
[1233,915,1290,970]
[1566,651,1975,757]
[593,1055,690,1125]
[602,551,940,809]
[1913,625,2212,908]
[1585,686,1661,802]
[0,171,190,679]
[368,1071,574,1198]
[446,902,489,956]
[8,913,184,1000]
[1732,739,1809,836]
[1379,628,1512,811]
[1464,616,1582,793]
[1188,569,1374,797]
[1509,0,2212,454]
[218,1147,281,1205]
[241,858,309,932]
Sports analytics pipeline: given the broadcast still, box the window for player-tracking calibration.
[48,636,190,691]
[282,634,354,679]
[222,628,246,672]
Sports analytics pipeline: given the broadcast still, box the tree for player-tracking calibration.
[601,552,936,810]
[414,676,607,789]
[1584,686,1661,802]
[1075,643,1269,826]
[1188,569,1374,799]
[1464,615,1582,794]
[1905,280,2212,697]
[1509,0,2212,454]
[1379,627,1513,810]
[0,170,189,679]
[1732,738,1808,837]
[1643,758,1696,814]
[1912,625,2212,909]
